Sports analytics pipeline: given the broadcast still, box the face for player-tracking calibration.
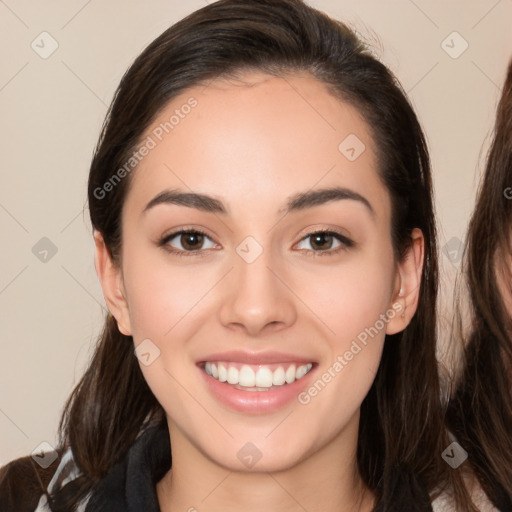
[96,71,422,473]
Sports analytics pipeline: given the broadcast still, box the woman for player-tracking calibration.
[447,61,512,511]
[0,0,475,510]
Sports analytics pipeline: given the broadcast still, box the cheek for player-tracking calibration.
[122,249,216,341]
[293,253,395,413]
[295,256,396,344]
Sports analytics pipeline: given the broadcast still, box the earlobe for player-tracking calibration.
[386,228,425,335]
[93,230,133,336]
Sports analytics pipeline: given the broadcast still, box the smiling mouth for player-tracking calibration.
[201,361,314,391]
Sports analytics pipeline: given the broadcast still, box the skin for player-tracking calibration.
[94,71,424,512]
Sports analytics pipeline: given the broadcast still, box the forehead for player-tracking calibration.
[123,71,389,221]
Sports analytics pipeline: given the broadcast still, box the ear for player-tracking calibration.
[386,228,425,335]
[93,230,132,336]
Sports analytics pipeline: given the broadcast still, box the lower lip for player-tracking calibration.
[199,364,316,413]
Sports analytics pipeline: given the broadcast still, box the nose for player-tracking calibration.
[218,245,297,336]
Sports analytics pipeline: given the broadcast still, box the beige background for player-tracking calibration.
[1,0,511,464]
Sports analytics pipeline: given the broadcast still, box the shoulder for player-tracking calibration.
[0,452,59,512]
[431,484,501,512]
[0,446,83,512]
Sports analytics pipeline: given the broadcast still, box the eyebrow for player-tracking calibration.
[142,186,374,217]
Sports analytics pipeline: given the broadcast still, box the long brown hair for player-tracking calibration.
[447,61,512,511]
[45,1,473,510]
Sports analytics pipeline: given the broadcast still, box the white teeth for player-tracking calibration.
[227,366,239,384]
[272,366,286,386]
[218,363,227,382]
[285,364,296,384]
[296,364,308,379]
[255,367,273,387]
[204,362,313,388]
[238,365,255,387]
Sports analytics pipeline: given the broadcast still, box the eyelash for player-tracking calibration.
[158,227,354,258]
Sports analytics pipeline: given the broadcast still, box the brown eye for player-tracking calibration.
[309,233,335,250]
[160,229,217,255]
[180,232,204,250]
[295,230,354,256]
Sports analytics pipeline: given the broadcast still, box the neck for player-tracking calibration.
[156,414,375,512]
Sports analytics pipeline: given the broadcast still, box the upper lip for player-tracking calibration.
[197,350,316,365]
